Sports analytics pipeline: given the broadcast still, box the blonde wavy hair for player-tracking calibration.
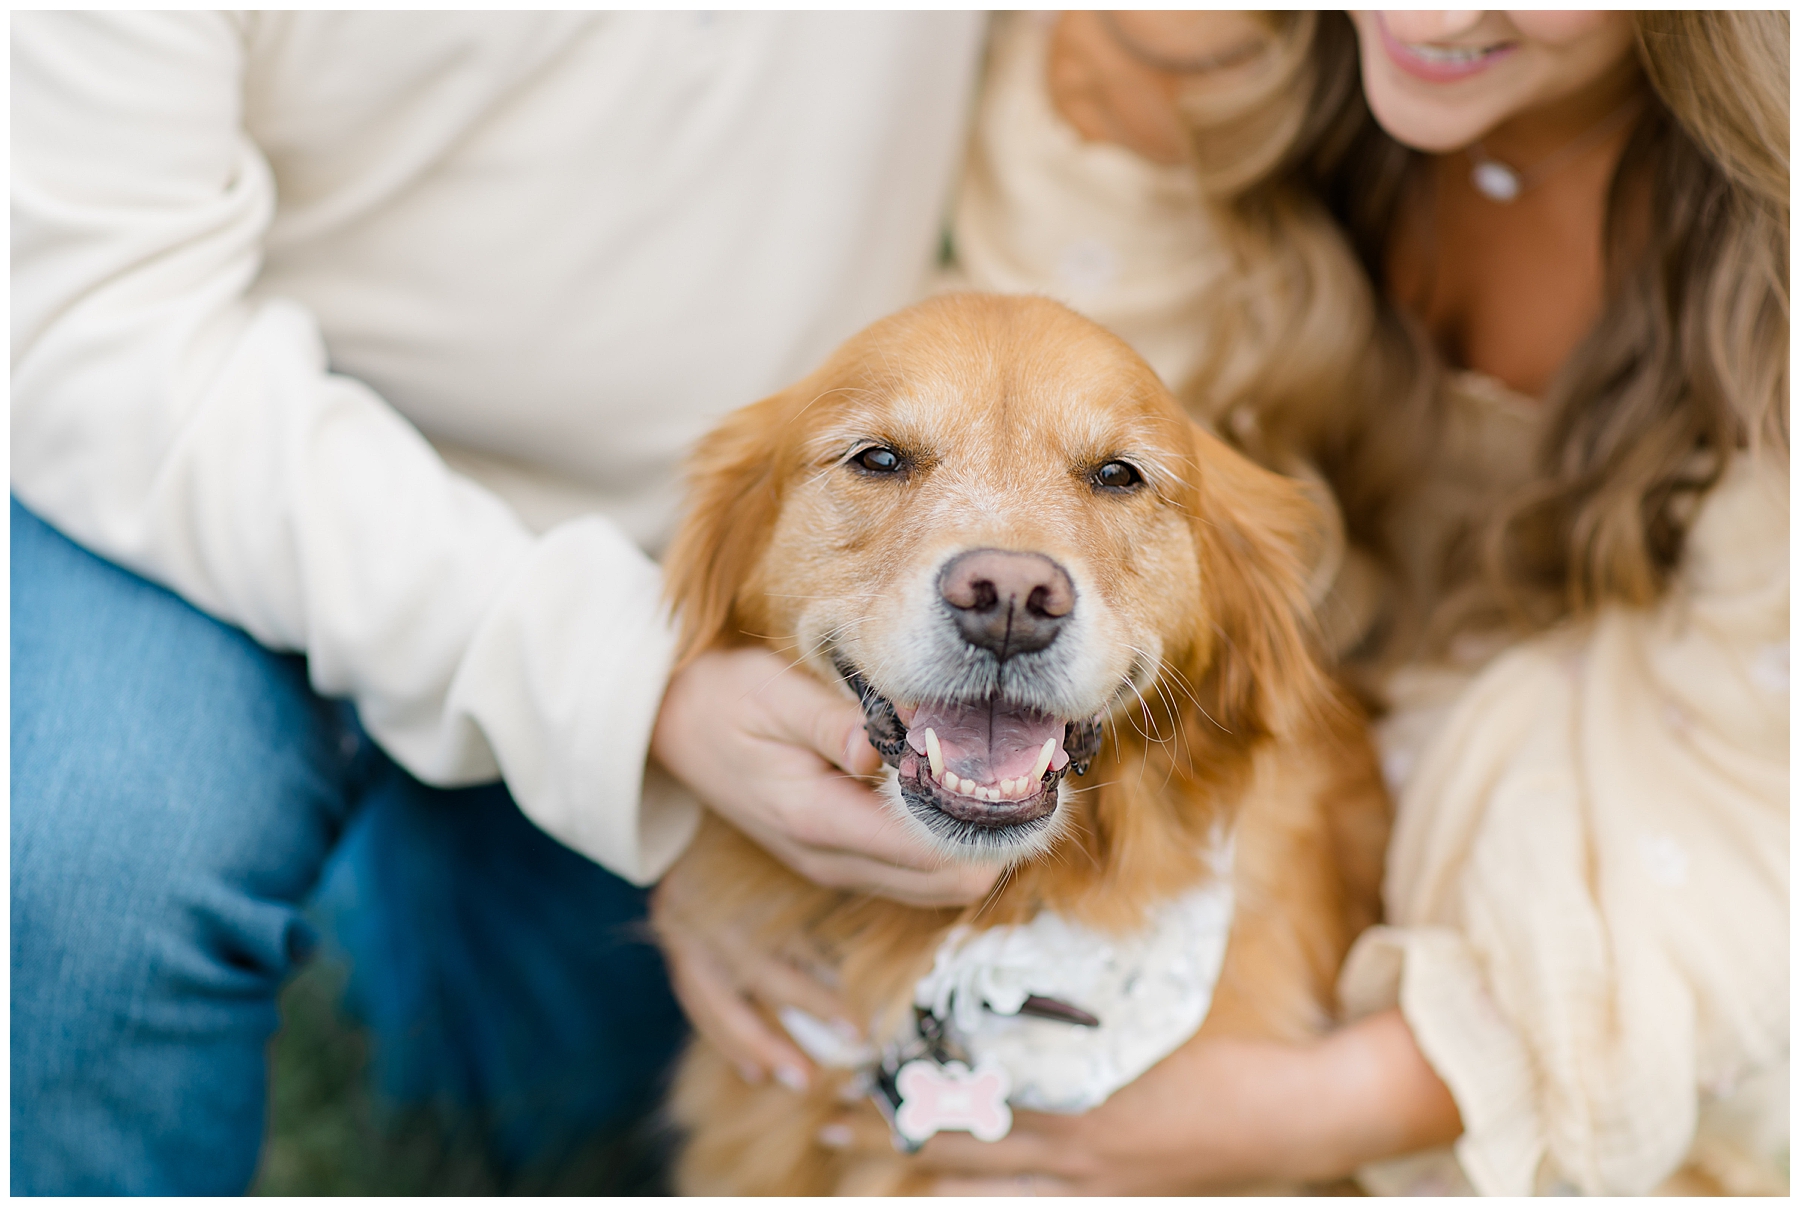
[1175,11,1788,651]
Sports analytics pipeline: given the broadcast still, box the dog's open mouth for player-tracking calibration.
[898,696,1066,824]
[842,666,1103,844]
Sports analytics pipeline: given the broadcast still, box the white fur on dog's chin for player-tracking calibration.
[878,766,1073,865]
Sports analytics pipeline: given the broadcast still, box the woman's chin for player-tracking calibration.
[1355,64,1514,155]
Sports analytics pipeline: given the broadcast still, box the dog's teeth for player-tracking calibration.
[980,786,996,802]
[924,728,945,780]
[943,772,962,794]
[1031,738,1056,782]
[999,777,1015,797]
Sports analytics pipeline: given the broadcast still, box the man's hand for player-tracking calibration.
[650,647,999,1088]
[651,646,998,906]
[652,868,856,1094]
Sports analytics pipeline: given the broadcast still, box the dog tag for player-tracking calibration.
[893,1059,1013,1144]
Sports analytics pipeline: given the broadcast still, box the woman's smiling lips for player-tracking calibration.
[1376,12,1518,84]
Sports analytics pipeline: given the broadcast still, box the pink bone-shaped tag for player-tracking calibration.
[893,1059,1013,1144]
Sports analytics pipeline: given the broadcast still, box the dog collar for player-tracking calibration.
[780,836,1236,1147]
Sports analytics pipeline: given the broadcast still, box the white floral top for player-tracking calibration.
[949,13,1789,1195]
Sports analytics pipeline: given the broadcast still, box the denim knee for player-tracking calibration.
[11,499,685,1190]
[11,499,364,1193]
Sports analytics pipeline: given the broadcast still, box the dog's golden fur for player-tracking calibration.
[656,294,1389,1195]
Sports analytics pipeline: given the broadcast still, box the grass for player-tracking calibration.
[251,956,672,1195]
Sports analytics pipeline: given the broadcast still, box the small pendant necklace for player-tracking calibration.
[1467,95,1645,203]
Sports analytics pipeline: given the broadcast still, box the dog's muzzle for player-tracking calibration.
[841,665,1103,841]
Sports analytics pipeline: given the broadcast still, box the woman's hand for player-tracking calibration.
[1047,11,1269,164]
[815,1009,1462,1193]
[652,646,998,908]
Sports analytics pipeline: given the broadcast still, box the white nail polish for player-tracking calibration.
[774,1064,810,1093]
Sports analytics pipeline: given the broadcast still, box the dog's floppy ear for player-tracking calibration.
[1185,423,1335,741]
[662,390,796,667]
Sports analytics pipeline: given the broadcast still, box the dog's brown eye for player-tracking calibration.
[1092,460,1143,491]
[851,446,904,474]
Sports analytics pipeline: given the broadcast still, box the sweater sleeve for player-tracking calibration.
[946,12,1226,395]
[11,11,697,883]
[1339,454,1789,1194]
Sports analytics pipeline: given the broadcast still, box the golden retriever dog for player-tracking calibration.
[655,293,1388,1195]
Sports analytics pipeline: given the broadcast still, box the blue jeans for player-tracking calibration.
[10,499,686,1194]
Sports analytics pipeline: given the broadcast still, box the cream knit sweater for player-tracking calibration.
[12,11,985,884]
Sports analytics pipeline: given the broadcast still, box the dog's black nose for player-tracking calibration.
[938,549,1074,660]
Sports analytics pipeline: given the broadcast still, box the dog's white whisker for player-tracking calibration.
[970,860,1017,923]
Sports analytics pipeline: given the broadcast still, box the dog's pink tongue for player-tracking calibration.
[904,699,1070,785]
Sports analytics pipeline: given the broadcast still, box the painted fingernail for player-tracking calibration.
[817,1122,854,1149]
[736,1061,765,1085]
[830,1018,863,1043]
[774,1064,810,1093]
